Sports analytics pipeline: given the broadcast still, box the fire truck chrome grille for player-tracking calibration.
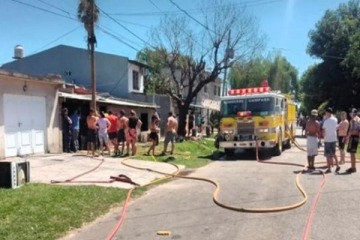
[237,122,255,135]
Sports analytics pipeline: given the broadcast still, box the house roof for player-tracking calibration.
[1,45,141,66]
[129,59,150,68]
[0,69,64,84]
[58,92,158,109]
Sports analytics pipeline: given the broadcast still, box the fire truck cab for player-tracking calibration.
[215,86,297,156]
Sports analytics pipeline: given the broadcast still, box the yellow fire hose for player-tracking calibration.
[120,138,308,213]
[113,130,360,238]
[104,134,337,239]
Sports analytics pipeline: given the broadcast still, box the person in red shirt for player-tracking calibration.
[107,111,119,156]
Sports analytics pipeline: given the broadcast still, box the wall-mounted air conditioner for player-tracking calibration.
[0,161,30,188]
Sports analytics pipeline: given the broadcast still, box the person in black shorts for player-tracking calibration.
[86,109,98,156]
[117,110,128,155]
[146,115,160,155]
[346,108,360,173]
[126,110,142,156]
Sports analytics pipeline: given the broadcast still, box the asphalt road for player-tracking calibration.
[64,133,360,240]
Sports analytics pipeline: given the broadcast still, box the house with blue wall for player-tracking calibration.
[0,45,167,137]
[1,45,148,99]
[1,44,220,137]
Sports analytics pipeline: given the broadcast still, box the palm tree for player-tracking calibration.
[77,0,99,111]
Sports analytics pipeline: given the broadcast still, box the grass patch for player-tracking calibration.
[0,184,127,240]
[133,138,216,169]
[356,145,360,159]
[0,139,217,240]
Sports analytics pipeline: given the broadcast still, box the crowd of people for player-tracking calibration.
[304,107,359,174]
[61,108,178,157]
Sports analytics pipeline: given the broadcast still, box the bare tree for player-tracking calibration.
[142,0,266,136]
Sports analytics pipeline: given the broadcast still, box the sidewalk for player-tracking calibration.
[9,152,183,189]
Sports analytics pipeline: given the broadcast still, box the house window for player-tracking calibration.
[217,86,221,96]
[204,85,207,93]
[132,70,139,90]
[214,85,217,95]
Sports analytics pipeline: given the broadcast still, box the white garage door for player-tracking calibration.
[4,94,46,157]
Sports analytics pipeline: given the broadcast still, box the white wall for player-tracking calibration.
[128,63,144,94]
[0,75,62,159]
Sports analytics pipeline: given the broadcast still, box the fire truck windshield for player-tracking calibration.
[220,97,276,116]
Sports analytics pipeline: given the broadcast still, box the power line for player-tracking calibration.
[109,67,130,95]
[97,25,140,52]
[36,0,72,16]
[270,46,346,60]
[147,0,206,51]
[10,0,145,55]
[98,7,154,48]
[168,0,213,33]
[97,24,144,49]
[109,0,283,16]
[11,0,77,21]
[167,0,283,34]
[30,25,82,55]
[113,18,151,29]
[148,0,162,12]
[248,0,283,7]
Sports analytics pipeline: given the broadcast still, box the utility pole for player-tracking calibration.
[90,0,96,111]
[222,30,233,97]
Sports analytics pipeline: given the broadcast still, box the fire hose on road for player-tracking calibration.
[106,136,325,240]
[50,136,330,240]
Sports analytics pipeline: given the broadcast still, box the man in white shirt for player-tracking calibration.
[97,111,111,155]
[322,107,340,173]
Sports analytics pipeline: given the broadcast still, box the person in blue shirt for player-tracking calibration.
[71,109,80,152]
[196,114,202,133]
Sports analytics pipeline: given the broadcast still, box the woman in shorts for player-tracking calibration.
[126,110,142,156]
[146,115,160,155]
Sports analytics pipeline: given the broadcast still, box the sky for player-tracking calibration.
[0,0,351,77]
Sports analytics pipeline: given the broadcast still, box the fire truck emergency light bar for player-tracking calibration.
[237,111,252,117]
[228,87,271,95]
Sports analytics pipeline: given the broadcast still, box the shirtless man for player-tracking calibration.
[86,109,98,156]
[107,111,119,155]
[117,110,128,155]
[305,109,321,171]
[161,112,178,155]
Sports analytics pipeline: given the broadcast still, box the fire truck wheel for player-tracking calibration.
[284,139,291,149]
[224,148,235,156]
[272,132,282,156]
